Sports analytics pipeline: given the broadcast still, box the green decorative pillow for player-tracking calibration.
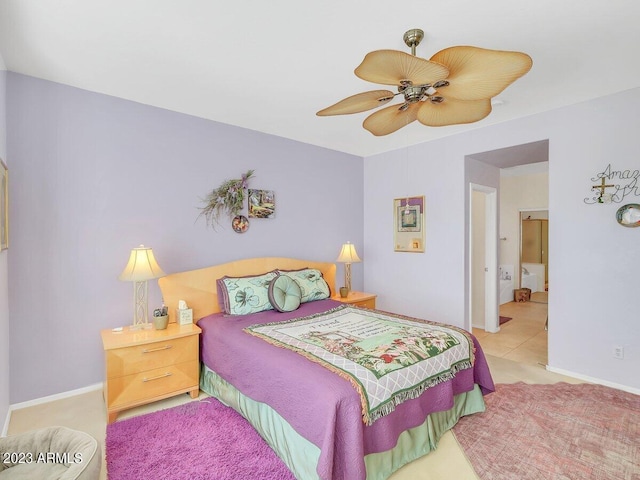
[268,275,302,312]
[217,271,278,315]
[278,268,330,303]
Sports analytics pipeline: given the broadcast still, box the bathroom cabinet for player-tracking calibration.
[521,219,548,283]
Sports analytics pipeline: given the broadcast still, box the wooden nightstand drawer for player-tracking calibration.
[354,298,376,309]
[106,335,198,378]
[331,292,377,309]
[107,360,199,408]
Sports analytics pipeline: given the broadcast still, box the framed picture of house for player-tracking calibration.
[0,159,7,251]
[394,196,425,253]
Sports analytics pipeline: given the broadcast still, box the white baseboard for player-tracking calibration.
[546,366,640,395]
[9,383,103,412]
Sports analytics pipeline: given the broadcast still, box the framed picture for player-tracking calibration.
[394,196,425,253]
[0,159,7,251]
[248,189,275,218]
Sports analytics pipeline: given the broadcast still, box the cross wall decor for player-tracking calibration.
[584,165,640,204]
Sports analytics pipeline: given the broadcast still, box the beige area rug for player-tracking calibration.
[453,382,640,479]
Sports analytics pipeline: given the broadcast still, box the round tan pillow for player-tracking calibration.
[268,275,302,312]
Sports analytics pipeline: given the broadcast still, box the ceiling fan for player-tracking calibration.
[316,29,532,136]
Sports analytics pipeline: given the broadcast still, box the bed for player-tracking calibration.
[158,257,494,480]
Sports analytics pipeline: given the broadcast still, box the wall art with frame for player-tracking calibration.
[248,189,275,219]
[394,196,425,253]
[0,159,7,251]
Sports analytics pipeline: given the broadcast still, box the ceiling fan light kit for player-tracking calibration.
[317,29,532,136]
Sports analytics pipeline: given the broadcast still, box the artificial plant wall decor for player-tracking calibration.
[200,170,254,230]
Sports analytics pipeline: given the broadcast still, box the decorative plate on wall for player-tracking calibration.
[232,215,249,233]
[616,204,640,228]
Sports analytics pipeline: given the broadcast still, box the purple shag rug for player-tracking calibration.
[106,398,296,480]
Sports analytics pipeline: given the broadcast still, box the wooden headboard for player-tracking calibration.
[158,257,337,323]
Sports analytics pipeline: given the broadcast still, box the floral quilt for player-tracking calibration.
[245,305,475,425]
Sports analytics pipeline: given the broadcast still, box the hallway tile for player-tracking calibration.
[476,298,548,366]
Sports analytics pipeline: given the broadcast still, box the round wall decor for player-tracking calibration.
[232,215,249,233]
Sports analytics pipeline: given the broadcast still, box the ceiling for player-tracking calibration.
[471,140,549,173]
[0,1,639,158]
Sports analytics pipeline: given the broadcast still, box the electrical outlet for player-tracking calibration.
[613,345,624,359]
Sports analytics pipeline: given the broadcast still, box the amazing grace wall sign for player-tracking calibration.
[584,164,640,204]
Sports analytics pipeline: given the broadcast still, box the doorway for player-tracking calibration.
[464,140,549,366]
[487,184,548,366]
[520,209,548,293]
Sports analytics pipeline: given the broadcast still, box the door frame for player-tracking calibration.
[469,183,499,333]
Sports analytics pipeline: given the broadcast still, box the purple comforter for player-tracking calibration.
[198,299,494,480]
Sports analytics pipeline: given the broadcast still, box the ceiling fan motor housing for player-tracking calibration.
[400,82,447,107]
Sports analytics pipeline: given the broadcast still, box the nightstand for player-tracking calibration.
[101,322,201,423]
[331,291,377,309]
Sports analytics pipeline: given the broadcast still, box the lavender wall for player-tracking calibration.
[0,69,9,428]
[365,88,640,392]
[6,73,364,403]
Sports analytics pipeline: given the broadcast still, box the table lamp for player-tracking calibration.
[336,241,361,294]
[119,245,166,330]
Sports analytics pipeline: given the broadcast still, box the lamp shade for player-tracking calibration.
[118,245,166,282]
[336,242,361,264]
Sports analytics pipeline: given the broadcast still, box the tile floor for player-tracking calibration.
[473,291,548,367]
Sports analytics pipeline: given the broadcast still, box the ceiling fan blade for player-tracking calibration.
[363,103,418,136]
[316,90,395,116]
[416,97,492,127]
[355,50,449,86]
[430,46,532,101]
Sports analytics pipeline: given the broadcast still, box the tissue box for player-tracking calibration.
[176,308,193,325]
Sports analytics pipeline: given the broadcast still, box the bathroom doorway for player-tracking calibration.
[490,177,549,366]
[520,209,548,294]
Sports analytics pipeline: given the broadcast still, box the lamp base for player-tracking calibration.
[129,280,154,331]
[344,263,352,293]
